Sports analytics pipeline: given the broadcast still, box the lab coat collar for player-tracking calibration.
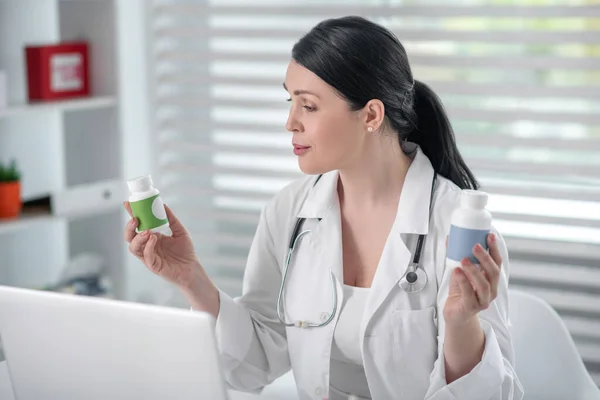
[296,170,339,220]
[394,144,436,235]
[296,144,435,235]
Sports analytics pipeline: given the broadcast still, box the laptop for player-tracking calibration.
[0,285,231,400]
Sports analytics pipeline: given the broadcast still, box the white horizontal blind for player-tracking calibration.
[149,0,600,384]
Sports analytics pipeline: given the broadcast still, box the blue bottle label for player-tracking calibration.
[447,225,490,264]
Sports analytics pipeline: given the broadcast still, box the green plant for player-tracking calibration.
[0,159,21,182]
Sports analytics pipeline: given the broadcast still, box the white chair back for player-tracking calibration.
[509,289,600,399]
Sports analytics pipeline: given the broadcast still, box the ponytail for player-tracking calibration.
[407,80,479,190]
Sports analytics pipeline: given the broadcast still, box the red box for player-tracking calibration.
[25,42,90,102]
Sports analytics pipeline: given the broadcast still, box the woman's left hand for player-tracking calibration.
[443,233,502,328]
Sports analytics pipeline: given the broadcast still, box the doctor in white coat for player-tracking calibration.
[124,16,523,400]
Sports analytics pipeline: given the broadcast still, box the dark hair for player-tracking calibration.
[291,16,479,190]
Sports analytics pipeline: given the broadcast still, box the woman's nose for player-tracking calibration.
[286,108,301,133]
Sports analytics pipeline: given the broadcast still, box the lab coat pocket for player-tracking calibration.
[390,307,438,395]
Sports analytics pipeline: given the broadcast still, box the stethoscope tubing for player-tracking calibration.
[277,173,437,328]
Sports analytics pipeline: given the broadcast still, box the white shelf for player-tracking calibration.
[0,201,123,236]
[0,212,58,235]
[0,96,116,119]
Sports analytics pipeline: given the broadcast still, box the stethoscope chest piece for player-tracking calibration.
[398,262,428,293]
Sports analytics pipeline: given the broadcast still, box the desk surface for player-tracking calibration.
[0,361,295,400]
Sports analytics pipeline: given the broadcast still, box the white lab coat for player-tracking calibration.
[214,147,524,400]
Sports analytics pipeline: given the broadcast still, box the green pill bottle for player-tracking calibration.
[127,175,170,234]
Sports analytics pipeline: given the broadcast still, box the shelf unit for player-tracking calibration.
[0,0,158,302]
[0,96,116,118]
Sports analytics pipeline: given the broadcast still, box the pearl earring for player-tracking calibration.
[367,127,373,132]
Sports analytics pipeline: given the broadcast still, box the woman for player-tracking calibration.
[124,16,523,400]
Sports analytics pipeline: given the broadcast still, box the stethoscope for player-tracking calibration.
[276,173,438,329]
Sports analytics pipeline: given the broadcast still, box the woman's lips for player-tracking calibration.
[293,144,311,156]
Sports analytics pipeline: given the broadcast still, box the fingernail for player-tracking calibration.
[461,258,471,267]
[489,233,496,243]
[474,244,483,253]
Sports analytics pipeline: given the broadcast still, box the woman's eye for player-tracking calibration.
[286,98,315,112]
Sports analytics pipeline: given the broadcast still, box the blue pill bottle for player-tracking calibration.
[447,190,492,265]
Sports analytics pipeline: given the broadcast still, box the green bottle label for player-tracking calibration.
[130,194,168,231]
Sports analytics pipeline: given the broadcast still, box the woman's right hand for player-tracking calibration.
[123,202,220,315]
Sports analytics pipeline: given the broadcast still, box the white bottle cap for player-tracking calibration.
[461,189,488,209]
[127,175,154,193]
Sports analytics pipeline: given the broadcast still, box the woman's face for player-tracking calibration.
[284,61,368,175]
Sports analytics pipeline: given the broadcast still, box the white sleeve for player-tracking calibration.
[211,203,291,393]
[424,229,525,400]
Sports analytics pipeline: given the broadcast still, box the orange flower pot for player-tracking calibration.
[0,181,22,219]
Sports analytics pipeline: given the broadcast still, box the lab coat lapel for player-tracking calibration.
[361,233,412,342]
[285,177,344,396]
[360,147,436,344]
[296,171,344,301]
[304,206,344,290]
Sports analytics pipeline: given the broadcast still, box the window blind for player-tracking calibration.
[148,0,600,384]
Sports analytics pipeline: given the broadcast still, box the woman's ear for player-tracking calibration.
[363,99,385,132]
